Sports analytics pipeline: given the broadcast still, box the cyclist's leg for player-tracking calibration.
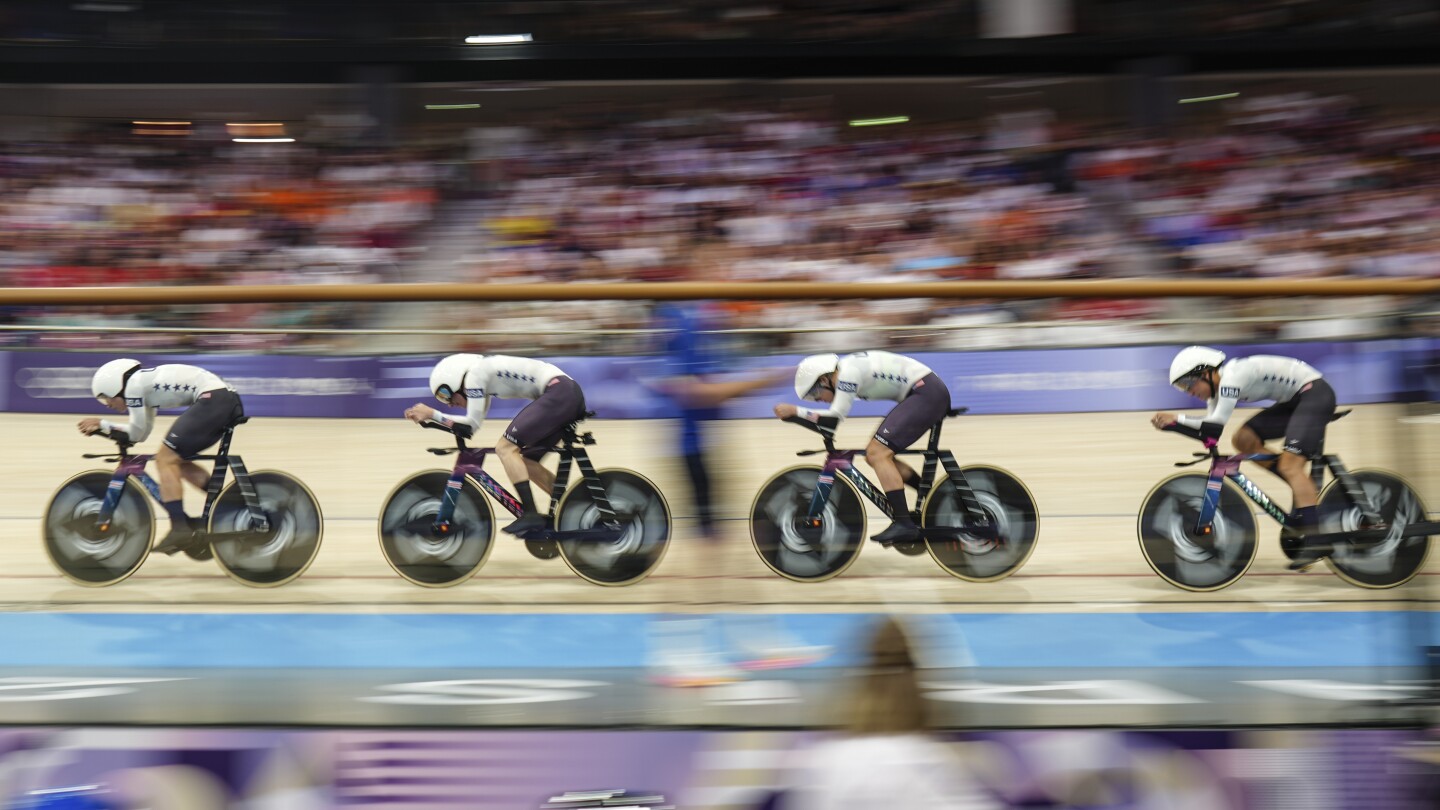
[154,444,187,512]
[179,461,209,490]
[868,374,949,542]
[524,377,583,494]
[156,390,238,548]
[499,377,583,534]
[866,438,905,491]
[163,390,240,467]
[1231,425,1267,455]
[522,450,557,495]
[519,435,558,506]
[867,374,949,488]
[1280,381,1338,569]
[1278,380,1335,512]
[894,458,921,490]
[1239,400,1295,476]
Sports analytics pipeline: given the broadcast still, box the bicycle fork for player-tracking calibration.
[435,450,494,533]
[95,456,154,534]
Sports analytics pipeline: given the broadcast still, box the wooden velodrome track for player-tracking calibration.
[4,406,1437,613]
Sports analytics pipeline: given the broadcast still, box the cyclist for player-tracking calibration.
[80,358,244,555]
[775,351,950,546]
[406,353,585,538]
[1152,345,1338,570]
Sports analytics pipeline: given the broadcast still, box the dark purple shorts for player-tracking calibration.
[504,376,586,460]
[1243,378,1336,458]
[872,372,950,451]
[164,389,244,459]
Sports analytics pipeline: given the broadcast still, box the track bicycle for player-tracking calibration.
[379,414,671,587]
[43,418,324,587]
[1139,417,1434,590]
[749,411,1039,582]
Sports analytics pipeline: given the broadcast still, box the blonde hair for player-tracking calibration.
[843,615,928,736]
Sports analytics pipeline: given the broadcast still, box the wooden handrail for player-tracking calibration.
[1,278,1437,305]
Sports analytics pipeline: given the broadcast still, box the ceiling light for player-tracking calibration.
[849,116,910,127]
[464,34,533,45]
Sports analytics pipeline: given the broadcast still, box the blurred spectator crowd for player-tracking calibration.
[0,0,1434,47]
[448,89,1440,355]
[0,133,445,350]
[1,87,1437,354]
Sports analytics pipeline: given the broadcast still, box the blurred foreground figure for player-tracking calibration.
[772,616,1000,810]
[652,301,786,539]
[647,300,825,686]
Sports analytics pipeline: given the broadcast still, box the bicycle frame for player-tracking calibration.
[431,426,618,532]
[798,417,990,530]
[1192,451,1382,534]
[95,428,268,533]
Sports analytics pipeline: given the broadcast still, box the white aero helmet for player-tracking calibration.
[794,353,840,401]
[430,353,480,405]
[1169,346,1226,390]
[91,358,141,401]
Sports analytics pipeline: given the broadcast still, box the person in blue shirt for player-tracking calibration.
[646,301,823,687]
[652,301,787,540]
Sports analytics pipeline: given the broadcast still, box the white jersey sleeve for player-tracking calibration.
[427,357,493,432]
[451,383,493,432]
[1176,388,1241,437]
[106,380,157,442]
